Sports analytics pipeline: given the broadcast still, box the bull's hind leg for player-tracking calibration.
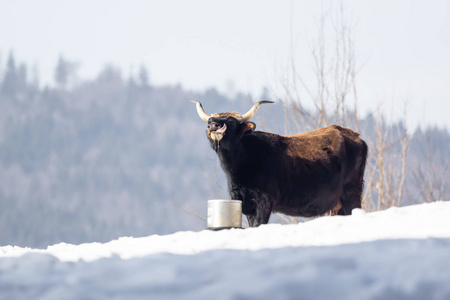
[327,200,342,216]
[338,180,363,215]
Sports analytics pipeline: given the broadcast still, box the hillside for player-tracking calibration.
[1,202,450,299]
[1,57,449,248]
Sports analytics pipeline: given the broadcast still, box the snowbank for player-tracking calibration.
[1,202,450,299]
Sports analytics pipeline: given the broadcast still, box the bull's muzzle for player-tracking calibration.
[210,123,227,141]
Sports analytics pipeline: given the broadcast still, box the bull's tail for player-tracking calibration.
[360,140,368,187]
[354,139,368,210]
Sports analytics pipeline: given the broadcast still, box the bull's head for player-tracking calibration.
[191,100,274,150]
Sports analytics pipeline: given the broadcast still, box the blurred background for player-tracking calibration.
[1,0,449,248]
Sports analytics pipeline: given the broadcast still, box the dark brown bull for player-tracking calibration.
[192,100,368,227]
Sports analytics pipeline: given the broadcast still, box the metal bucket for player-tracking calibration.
[206,200,243,230]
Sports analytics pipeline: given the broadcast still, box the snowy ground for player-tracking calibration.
[1,202,450,300]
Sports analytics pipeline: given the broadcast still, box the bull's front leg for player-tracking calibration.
[246,215,256,227]
[245,191,272,227]
[241,198,256,227]
[230,186,272,227]
[254,192,272,226]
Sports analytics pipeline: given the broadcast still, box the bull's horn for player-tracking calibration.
[190,100,210,122]
[241,100,274,121]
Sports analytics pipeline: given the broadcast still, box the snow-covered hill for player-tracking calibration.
[1,202,450,300]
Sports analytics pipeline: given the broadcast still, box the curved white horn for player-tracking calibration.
[190,100,210,122]
[241,101,274,121]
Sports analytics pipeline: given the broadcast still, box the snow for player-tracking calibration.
[1,201,450,299]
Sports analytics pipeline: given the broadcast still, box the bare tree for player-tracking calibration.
[277,3,411,213]
[412,128,449,203]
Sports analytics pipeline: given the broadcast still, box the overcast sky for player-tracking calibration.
[1,0,449,130]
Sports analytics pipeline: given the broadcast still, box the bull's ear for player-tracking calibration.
[239,122,256,138]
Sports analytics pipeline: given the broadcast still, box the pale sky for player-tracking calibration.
[1,0,449,130]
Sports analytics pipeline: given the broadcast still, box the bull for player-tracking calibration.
[191,100,368,227]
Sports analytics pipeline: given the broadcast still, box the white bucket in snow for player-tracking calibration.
[206,199,243,230]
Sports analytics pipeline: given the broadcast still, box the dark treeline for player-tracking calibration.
[0,53,254,248]
[0,53,449,248]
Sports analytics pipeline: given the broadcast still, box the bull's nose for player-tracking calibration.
[208,122,220,131]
